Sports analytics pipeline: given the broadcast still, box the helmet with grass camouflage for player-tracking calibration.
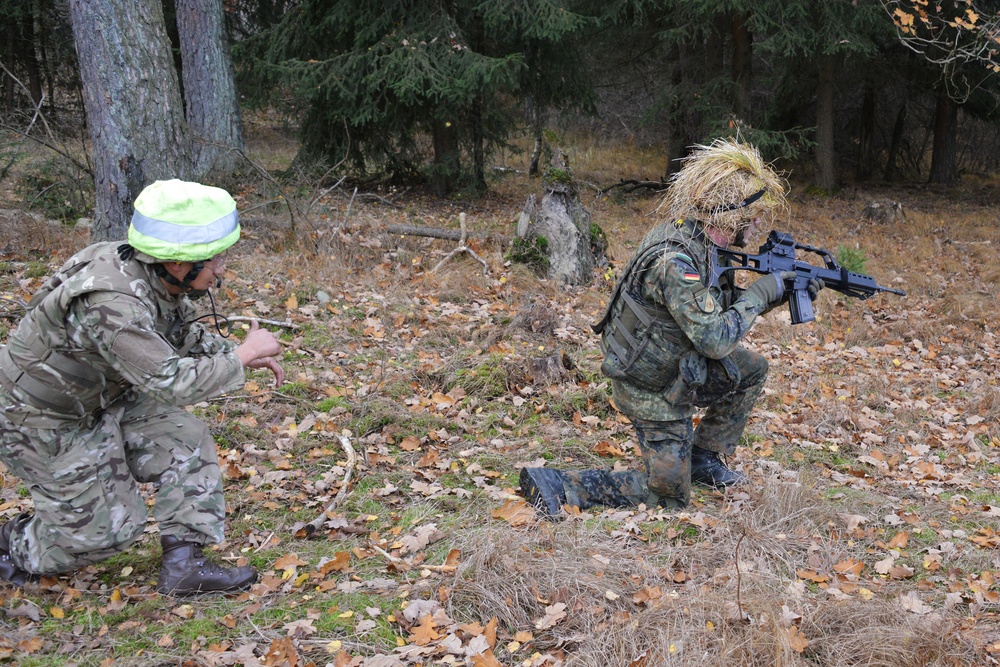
[128,179,240,262]
[657,137,787,241]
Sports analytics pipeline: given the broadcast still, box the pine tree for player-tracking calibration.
[67,0,191,240]
[238,0,595,193]
[748,0,888,190]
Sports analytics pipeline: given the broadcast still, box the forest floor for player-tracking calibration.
[0,126,999,667]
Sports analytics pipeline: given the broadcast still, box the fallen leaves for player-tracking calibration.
[492,499,538,527]
[408,615,441,646]
[785,625,809,653]
[533,603,567,630]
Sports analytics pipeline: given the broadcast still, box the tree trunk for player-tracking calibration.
[175,0,244,176]
[471,99,486,190]
[37,3,57,112]
[664,44,687,178]
[67,0,191,241]
[527,95,543,177]
[18,8,43,107]
[857,83,875,181]
[884,102,906,181]
[431,118,459,195]
[814,53,836,191]
[526,42,544,178]
[731,12,753,121]
[929,91,959,183]
[2,23,14,109]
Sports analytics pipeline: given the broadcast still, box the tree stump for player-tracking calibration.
[515,156,604,285]
[527,350,575,385]
[860,199,906,224]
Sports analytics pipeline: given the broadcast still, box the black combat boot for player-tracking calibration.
[0,515,33,587]
[519,467,568,520]
[690,446,747,487]
[156,536,257,596]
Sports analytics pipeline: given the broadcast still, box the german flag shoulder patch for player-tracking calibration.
[672,253,701,283]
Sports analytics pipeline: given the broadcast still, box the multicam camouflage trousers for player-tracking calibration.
[563,346,769,509]
[0,392,226,575]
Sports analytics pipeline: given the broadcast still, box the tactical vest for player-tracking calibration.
[592,220,714,392]
[0,243,161,418]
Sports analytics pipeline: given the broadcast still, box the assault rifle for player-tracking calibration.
[711,230,906,324]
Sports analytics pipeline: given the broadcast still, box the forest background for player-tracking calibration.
[1,1,1000,666]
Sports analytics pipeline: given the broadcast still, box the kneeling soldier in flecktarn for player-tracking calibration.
[0,180,285,595]
[520,138,823,518]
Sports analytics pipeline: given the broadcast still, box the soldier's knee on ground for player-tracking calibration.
[646,465,691,506]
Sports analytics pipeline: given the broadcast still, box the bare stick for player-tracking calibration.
[432,213,490,275]
[385,224,508,244]
[340,186,358,229]
[0,61,91,175]
[305,176,348,220]
[302,435,357,535]
[226,316,297,329]
[369,544,457,573]
[735,531,745,618]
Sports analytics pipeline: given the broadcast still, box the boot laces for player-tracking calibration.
[187,549,231,577]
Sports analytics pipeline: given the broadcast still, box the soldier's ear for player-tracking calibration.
[161,262,190,280]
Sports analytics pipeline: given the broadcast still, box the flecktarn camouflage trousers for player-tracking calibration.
[564,346,769,508]
[0,391,226,575]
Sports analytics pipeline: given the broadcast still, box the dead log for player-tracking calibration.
[386,224,509,244]
[600,178,669,194]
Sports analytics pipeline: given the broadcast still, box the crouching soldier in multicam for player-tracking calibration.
[0,180,285,595]
[521,138,822,518]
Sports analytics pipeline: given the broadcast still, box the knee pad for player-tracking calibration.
[742,351,769,387]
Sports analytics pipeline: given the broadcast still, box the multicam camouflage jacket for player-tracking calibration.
[0,242,244,428]
[593,219,772,421]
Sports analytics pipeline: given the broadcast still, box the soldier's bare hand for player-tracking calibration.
[245,356,285,387]
[235,320,283,368]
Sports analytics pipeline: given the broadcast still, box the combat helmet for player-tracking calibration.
[128,179,240,262]
[120,179,240,292]
[658,137,787,242]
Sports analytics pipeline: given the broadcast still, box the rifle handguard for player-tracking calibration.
[713,231,905,325]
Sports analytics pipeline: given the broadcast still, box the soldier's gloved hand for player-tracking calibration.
[807,277,825,302]
[745,271,793,307]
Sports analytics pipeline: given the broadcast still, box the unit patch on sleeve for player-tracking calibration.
[693,286,717,313]
[672,253,701,284]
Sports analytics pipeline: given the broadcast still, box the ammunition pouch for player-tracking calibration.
[599,289,688,392]
[0,335,106,417]
[664,350,742,407]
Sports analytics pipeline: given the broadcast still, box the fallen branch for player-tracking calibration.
[432,212,490,275]
[300,435,357,536]
[386,223,510,245]
[369,544,457,573]
[598,178,668,195]
[226,316,298,329]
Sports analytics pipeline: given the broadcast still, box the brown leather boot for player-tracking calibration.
[156,536,257,596]
[0,515,33,587]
